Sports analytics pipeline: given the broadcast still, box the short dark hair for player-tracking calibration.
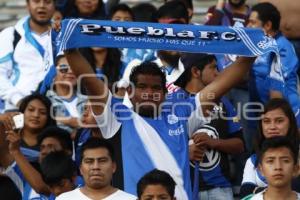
[155,0,189,24]
[40,151,76,186]
[137,169,176,198]
[55,54,65,66]
[80,138,115,164]
[258,136,299,164]
[109,3,135,20]
[132,3,157,22]
[19,93,56,127]
[174,53,216,88]
[256,98,299,152]
[164,0,193,10]
[0,175,22,200]
[129,62,167,94]
[63,0,105,19]
[252,2,281,31]
[79,48,122,86]
[37,126,73,152]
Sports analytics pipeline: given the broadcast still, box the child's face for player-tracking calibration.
[259,147,298,188]
[140,184,174,200]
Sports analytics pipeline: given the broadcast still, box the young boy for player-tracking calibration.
[242,136,300,200]
[137,169,176,200]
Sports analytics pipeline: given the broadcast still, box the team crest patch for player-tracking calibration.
[167,114,179,124]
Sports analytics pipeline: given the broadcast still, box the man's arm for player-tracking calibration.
[64,49,109,115]
[199,57,255,115]
[205,0,225,25]
[193,132,244,154]
[0,125,14,168]
[6,131,50,195]
[0,112,19,168]
[0,27,20,107]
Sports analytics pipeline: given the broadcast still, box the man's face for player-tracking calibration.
[140,184,175,200]
[80,148,116,189]
[39,137,63,163]
[259,147,298,188]
[75,0,99,16]
[27,0,55,26]
[128,74,166,118]
[200,60,219,86]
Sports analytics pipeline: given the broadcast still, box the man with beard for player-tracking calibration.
[63,42,255,199]
[246,2,300,130]
[155,0,189,93]
[0,0,55,111]
[56,138,136,200]
[205,0,251,27]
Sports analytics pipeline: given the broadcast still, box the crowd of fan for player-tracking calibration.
[0,0,299,200]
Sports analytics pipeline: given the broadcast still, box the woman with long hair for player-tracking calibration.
[0,93,56,161]
[240,98,299,198]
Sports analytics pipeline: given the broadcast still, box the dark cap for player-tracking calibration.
[174,53,216,88]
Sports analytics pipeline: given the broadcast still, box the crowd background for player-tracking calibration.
[0,0,258,29]
[0,0,299,200]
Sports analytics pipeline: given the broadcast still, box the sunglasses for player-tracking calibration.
[57,64,70,73]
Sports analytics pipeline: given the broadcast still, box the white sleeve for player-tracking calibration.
[4,162,24,195]
[188,92,211,138]
[241,157,257,185]
[0,27,17,104]
[92,92,121,139]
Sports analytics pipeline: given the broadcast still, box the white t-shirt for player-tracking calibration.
[56,188,137,200]
[242,155,267,187]
[243,189,300,200]
[62,96,79,118]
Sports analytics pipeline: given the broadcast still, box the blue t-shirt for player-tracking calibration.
[173,89,243,189]
[94,92,209,200]
[121,48,156,67]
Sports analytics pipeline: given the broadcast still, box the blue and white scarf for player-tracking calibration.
[56,19,284,86]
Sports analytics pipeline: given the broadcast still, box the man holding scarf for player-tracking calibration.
[56,19,281,199]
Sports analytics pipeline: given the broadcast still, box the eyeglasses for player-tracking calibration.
[57,64,70,73]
